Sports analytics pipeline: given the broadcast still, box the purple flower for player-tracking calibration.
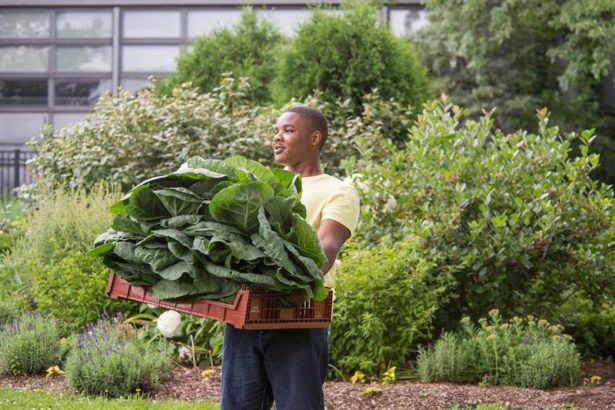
[116,311,125,321]
[522,336,530,345]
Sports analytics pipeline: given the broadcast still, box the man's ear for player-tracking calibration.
[311,130,323,147]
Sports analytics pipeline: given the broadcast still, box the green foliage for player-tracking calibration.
[417,310,581,388]
[329,237,446,377]
[25,78,416,192]
[350,98,615,327]
[1,184,133,333]
[65,317,173,398]
[0,312,59,376]
[416,0,615,183]
[275,2,431,113]
[557,294,615,358]
[155,9,282,105]
[32,250,130,336]
[0,388,220,410]
[0,299,18,324]
[91,156,326,302]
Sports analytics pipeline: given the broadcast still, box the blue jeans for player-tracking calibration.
[220,324,329,410]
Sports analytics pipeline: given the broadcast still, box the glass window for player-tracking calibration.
[0,46,49,73]
[390,8,429,37]
[187,9,242,38]
[0,79,48,106]
[56,46,112,72]
[56,11,112,38]
[54,79,111,106]
[53,112,89,131]
[0,113,48,143]
[122,45,179,72]
[0,11,49,38]
[256,9,312,37]
[120,78,153,93]
[123,11,181,38]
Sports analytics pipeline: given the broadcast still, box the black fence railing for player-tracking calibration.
[0,149,36,198]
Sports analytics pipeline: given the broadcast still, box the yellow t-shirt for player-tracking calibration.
[301,174,360,287]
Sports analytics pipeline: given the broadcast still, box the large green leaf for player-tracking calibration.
[112,214,144,235]
[290,215,326,267]
[265,196,295,236]
[185,156,238,180]
[159,215,203,229]
[251,208,299,276]
[209,181,274,232]
[152,277,199,299]
[86,242,114,257]
[151,229,193,248]
[157,260,192,281]
[154,187,203,216]
[225,156,280,191]
[205,263,281,288]
[134,246,179,272]
[126,188,170,221]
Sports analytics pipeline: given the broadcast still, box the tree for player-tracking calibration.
[275,1,432,114]
[416,0,615,184]
[155,8,282,105]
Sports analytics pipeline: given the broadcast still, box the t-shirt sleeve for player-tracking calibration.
[321,185,360,236]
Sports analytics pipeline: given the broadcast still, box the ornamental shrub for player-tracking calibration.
[0,312,60,376]
[350,97,615,328]
[329,237,446,377]
[2,184,133,334]
[417,310,581,388]
[65,315,173,397]
[275,1,432,114]
[24,78,416,193]
[155,8,282,105]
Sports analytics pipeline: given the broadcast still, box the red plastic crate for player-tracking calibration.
[106,272,333,329]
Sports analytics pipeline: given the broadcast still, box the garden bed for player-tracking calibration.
[0,361,612,409]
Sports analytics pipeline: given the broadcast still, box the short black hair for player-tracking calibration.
[286,106,328,149]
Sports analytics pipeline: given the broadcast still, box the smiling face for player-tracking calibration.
[272,111,320,168]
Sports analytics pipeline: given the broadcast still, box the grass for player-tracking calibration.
[0,388,220,410]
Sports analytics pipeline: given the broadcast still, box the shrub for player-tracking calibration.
[0,299,18,324]
[155,8,282,105]
[329,237,446,377]
[24,79,416,191]
[275,1,432,114]
[65,315,173,398]
[350,97,615,327]
[2,184,133,334]
[557,294,615,358]
[417,310,581,388]
[0,312,60,375]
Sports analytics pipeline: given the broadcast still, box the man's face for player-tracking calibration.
[272,112,314,166]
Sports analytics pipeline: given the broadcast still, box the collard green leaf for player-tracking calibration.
[205,263,281,287]
[159,215,203,229]
[112,215,144,235]
[290,215,326,267]
[225,156,280,191]
[265,196,296,236]
[154,187,203,216]
[126,188,170,221]
[185,156,238,180]
[209,181,274,232]
[151,229,193,248]
[86,242,114,257]
[152,277,199,299]
[134,246,179,272]
[157,260,192,281]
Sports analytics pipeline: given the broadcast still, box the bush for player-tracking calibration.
[2,184,133,334]
[275,1,431,114]
[24,79,416,191]
[417,310,581,388]
[0,299,18,324]
[350,97,615,327]
[65,315,173,398]
[155,8,282,105]
[557,294,615,358]
[329,237,446,377]
[0,312,59,375]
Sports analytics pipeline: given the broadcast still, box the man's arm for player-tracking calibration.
[317,218,351,274]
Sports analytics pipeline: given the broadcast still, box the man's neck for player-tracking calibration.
[288,162,323,178]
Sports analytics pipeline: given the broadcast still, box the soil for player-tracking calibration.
[0,360,613,409]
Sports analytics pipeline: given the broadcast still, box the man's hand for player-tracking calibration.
[317,218,351,274]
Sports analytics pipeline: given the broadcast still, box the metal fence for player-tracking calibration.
[0,150,36,198]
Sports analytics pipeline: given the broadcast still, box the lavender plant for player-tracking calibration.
[65,312,173,398]
[0,312,60,375]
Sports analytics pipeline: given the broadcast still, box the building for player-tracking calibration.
[0,0,427,150]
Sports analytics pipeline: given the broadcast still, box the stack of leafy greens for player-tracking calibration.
[89,156,327,303]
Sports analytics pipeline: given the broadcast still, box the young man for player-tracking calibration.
[220,106,360,410]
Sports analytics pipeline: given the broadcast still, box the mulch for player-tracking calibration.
[0,360,613,409]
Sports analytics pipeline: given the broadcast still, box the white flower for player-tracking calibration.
[156,310,182,338]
